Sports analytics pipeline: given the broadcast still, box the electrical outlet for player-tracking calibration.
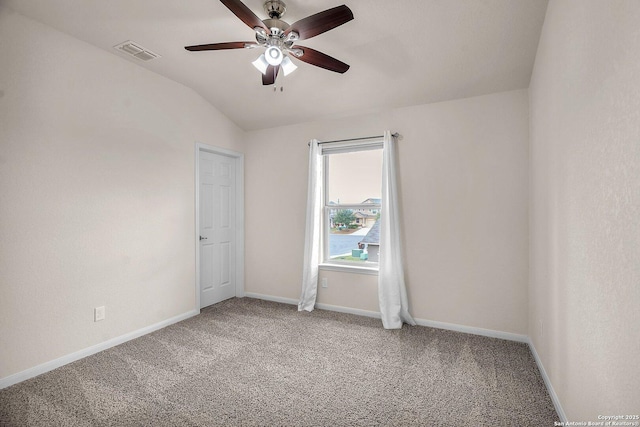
[94,306,105,322]
[321,278,328,288]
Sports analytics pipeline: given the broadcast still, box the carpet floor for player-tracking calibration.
[0,298,558,426]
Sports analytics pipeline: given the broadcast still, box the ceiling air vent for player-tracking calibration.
[114,41,160,62]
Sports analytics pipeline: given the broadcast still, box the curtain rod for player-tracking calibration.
[308,132,400,146]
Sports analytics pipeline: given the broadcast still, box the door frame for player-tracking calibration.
[195,142,245,311]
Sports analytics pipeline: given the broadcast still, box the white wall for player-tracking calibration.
[245,89,530,335]
[529,0,640,419]
[0,8,244,379]
[13,7,638,419]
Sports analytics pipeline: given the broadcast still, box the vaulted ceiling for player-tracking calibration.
[4,0,549,130]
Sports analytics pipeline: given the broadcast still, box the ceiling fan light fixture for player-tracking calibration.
[285,31,299,43]
[265,46,283,66]
[281,55,297,76]
[252,54,269,74]
[289,48,303,58]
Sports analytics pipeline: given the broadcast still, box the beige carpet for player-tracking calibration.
[0,298,558,426]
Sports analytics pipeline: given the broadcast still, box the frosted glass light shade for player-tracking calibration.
[265,46,283,66]
[252,54,269,74]
[281,56,297,76]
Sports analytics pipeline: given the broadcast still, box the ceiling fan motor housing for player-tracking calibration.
[262,18,289,34]
[263,0,286,19]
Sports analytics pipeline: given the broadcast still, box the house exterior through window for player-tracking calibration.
[322,143,383,268]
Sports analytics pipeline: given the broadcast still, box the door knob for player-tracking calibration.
[199,236,207,241]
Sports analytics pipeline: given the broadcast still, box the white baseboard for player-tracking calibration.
[315,302,382,319]
[243,293,527,342]
[414,318,529,343]
[0,309,199,390]
[528,338,567,422]
[243,293,381,319]
[243,292,298,306]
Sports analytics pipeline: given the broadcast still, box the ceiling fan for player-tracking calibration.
[185,0,354,85]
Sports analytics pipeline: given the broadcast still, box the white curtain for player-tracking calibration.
[298,139,323,312]
[378,131,416,329]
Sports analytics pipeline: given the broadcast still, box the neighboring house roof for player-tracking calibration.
[354,211,377,219]
[360,219,380,244]
[361,198,381,205]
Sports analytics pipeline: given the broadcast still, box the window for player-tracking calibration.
[321,141,383,270]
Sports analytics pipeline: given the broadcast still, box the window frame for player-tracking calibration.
[319,140,383,274]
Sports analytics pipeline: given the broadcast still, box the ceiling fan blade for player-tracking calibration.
[185,42,258,51]
[262,65,279,85]
[220,0,269,32]
[284,5,353,40]
[294,46,350,74]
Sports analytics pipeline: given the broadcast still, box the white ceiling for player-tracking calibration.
[5,0,549,131]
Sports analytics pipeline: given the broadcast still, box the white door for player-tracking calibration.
[199,151,236,308]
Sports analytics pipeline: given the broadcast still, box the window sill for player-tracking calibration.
[319,263,379,276]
